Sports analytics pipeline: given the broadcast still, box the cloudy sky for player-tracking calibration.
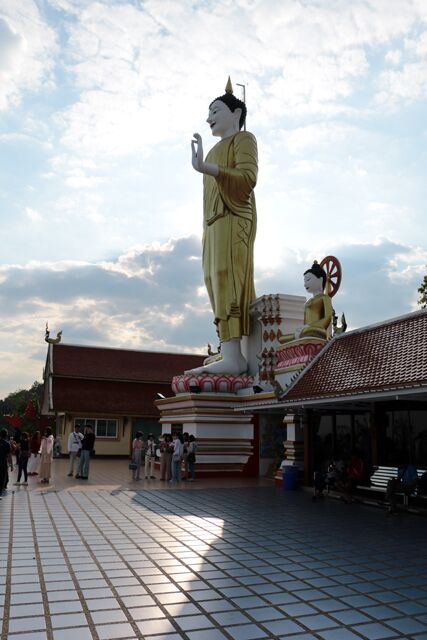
[0,0,426,399]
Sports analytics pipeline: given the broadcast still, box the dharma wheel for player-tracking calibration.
[320,255,342,298]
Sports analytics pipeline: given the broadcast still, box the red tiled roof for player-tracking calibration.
[51,344,205,383]
[284,310,427,402]
[53,378,163,414]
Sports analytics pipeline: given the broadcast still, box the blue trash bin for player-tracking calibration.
[282,466,298,490]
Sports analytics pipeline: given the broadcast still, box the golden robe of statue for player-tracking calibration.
[301,293,333,339]
[203,131,257,342]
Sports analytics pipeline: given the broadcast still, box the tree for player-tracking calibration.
[418,273,427,309]
[0,381,45,434]
[0,381,43,416]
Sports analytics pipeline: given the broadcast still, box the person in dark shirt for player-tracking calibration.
[76,424,96,480]
[0,428,13,497]
[386,461,418,513]
[15,431,30,485]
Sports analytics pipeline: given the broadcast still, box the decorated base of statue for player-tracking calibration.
[155,389,255,477]
[276,337,326,374]
[273,336,327,392]
[172,373,254,395]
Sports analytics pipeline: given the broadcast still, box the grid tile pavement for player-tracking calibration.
[1,477,427,639]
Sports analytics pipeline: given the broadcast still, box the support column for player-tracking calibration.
[303,411,311,485]
[370,403,382,467]
[283,412,304,469]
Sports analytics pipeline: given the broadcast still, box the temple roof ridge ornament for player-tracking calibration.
[45,322,62,344]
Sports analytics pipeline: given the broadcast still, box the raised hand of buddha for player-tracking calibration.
[191,133,204,172]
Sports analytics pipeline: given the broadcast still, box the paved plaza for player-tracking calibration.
[1,461,427,640]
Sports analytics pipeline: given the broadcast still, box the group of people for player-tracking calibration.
[314,452,427,511]
[313,450,366,503]
[0,422,98,497]
[67,424,96,479]
[131,432,197,483]
[0,427,56,496]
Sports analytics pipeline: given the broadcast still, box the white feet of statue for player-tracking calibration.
[185,338,248,376]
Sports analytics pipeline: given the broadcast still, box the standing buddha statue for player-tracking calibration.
[187,78,258,376]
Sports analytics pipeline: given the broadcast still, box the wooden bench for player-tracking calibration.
[359,466,427,508]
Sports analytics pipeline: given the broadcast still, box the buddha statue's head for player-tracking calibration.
[303,262,327,296]
[207,77,247,138]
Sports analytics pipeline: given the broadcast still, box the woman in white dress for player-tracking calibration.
[38,428,54,484]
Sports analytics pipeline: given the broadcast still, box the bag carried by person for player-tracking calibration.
[129,462,138,470]
[145,440,156,459]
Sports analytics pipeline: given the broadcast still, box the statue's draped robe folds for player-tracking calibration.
[203,131,258,342]
[302,294,333,339]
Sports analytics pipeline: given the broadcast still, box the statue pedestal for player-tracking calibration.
[172,373,254,394]
[245,294,305,387]
[156,375,255,477]
[275,337,326,389]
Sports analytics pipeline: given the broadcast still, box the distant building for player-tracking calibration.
[41,343,204,456]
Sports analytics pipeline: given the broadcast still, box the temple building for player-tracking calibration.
[243,308,427,482]
[41,343,204,456]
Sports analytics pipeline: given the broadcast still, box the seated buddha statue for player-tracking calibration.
[280,261,333,343]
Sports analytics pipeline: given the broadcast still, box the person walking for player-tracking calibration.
[160,434,172,481]
[131,431,144,480]
[187,435,197,482]
[28,430,41,476]
[38,428,54,484]
[144,433,156,479]
[170,433,183,484]
[14,431,30,486]
[0,429,13,498]
[76,424,96,480]
[67,425,83,477]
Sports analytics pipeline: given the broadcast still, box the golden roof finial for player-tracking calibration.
[225,76,233,94]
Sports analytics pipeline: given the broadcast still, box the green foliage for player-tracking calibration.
[418,273,427,309]
[0,381,43,416]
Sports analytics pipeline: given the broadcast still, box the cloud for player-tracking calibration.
[1,0,427,397]
[2,0,425,267]
[256,238,426,331]
[385,49,402,65]
[328,240,427,325]
[376,62,427,108]
[281,122,358,155]
[45,0,427,163]
[375,26,427,108]
[0,1,57,110]
[25,207,43,222]
[0,236,213,363]
[0,235,425,397]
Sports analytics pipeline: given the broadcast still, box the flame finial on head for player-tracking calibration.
[225,76,233,94]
